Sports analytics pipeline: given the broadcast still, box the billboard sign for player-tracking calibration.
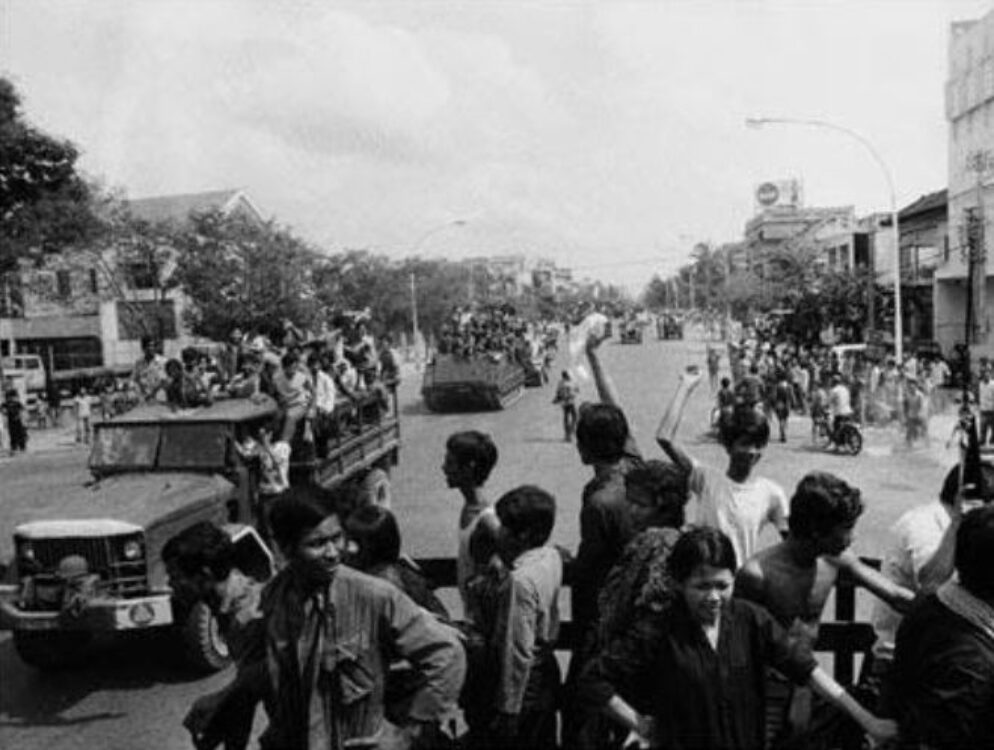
[755,179,803,212]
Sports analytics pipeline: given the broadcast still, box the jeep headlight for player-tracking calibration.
[122,540,143,561]
[18,541,35,561]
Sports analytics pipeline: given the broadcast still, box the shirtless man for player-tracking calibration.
[735,471,914,748]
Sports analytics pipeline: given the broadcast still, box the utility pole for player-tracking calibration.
[409,271,419,361]
[966,150,989,350]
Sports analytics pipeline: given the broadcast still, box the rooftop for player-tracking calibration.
[126,189,263,225]
[899,189,947,221]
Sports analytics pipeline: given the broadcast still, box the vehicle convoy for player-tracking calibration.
[422,354,526,412]
[0,390,400,671]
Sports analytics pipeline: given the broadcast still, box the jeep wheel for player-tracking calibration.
[361,468,392,509]
[179,601,230,673]
[13,630,92,670]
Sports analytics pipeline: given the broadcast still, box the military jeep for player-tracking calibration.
[0,391,400,671]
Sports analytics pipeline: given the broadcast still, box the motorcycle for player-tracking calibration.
[813,414,863,455]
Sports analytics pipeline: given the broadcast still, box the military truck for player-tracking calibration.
[0,390,400,671]
[422,354,526,412]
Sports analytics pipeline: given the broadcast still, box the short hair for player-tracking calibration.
[268,485,339,553]
[788,472,864,538]
[576,403,630,462]
[625,460,689,527]
[668,526,738,581]
[344,505,401,569]
[955,504,994,600]
[720,377,730,388]
[165,358,183,377]
[939,462,994,506]
[445,431,499,486]
[281,352,298,369]
[181,347,199,366]
[495,485,556,548]
[161,522,236,581]
[718,404,770,450]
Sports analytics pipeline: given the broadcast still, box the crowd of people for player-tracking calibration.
[157,322,994,750]
[718,327,952,449]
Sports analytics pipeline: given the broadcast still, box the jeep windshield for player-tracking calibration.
[90,423,229,472]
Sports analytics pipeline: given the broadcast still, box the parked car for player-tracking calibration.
[0,391,401,671]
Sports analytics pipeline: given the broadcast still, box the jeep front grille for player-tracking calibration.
[26,537,148,598]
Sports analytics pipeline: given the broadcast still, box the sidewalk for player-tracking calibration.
[0,422,86,460]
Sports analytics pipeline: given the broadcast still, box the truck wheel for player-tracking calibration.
[361,468,392,509]
[178,601,230,673]
[13,630,92,670]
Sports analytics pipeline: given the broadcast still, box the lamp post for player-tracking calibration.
[408,219,468,365]
[745,117,903,364]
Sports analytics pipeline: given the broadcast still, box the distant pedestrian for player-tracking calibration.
[2,389,27,453]
[74,388,92,444]
[553,370,579,441]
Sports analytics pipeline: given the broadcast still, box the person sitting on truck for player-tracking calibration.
[133,337,167,401]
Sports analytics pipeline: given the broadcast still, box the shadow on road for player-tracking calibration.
[0,629,213,729]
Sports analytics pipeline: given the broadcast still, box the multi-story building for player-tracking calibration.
[0,188,264,384]
[936,10,994,354]
[898,190,947,344]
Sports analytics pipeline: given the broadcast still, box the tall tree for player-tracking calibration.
[172,210,319,341]
[0,78,102,271]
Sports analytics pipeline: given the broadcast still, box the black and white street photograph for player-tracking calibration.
[2,2,994,749]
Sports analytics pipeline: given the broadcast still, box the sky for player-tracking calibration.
[2,0,993,292]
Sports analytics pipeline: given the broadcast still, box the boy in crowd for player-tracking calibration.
[657,366,788,567]
[74,387,92,444]
[490,486,563,750]
[734,472,915,748]
[442,429,500,623]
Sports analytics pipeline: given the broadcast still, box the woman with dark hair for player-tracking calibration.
[596,460,689,645]
[577,460,689,749]
[579,527,897,750]
[344,504,449,620]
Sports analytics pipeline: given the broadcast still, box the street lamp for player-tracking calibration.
[408,219,468,365]
[745,117,903,363]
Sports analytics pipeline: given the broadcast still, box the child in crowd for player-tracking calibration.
[490,485,563,750]
[657,366,789,567]
[579,527,898,750]
[74,387,92,444]
[442,429,500,623]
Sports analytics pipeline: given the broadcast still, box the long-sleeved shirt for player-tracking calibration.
[572,450,640,636]
[259,565,465,750]
[494,546,562,715]
[579,598,817,750]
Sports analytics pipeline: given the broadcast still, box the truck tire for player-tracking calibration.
[361,468,392,509]
[13,630,92,670]
[178,601,230,673]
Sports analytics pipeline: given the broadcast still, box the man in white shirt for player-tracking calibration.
[867,462,994,704]
[657,367,788,567]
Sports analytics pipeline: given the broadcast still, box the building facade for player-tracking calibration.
[937,10,994,355]
[0,189,264,383]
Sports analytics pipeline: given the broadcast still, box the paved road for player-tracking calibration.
[0,331,961,750]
